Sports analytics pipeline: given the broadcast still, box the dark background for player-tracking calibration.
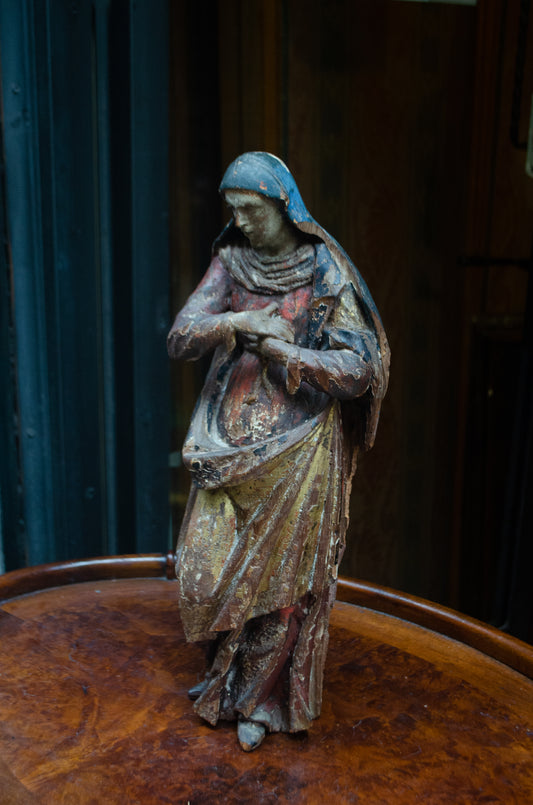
[1,0,532,642]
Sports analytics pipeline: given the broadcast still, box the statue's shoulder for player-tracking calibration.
[216,244,233,270]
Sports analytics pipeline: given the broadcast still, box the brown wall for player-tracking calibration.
[456,0,533,631]
[169,0,532,633]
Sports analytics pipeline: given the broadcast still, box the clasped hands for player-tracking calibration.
[230,302,295,359]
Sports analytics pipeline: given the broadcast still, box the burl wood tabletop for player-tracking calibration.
[0,576,531,804]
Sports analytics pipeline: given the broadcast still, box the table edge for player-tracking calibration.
[1,553,531,678]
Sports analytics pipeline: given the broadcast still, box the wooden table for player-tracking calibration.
[0,555,531,804]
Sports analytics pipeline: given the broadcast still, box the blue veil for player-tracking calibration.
[219,151,310,223]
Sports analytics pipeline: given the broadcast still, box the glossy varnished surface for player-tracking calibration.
[1,576,532,804]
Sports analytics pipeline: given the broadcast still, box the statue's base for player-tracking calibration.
[0,556,531,804]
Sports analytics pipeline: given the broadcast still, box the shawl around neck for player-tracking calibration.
[219,243,315,295]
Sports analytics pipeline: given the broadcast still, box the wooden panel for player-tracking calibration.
[455,0,533,636]
[168,0,531,635]
[0,0,106,564]
[129,0,171,553]
[459,317,523,624]
[0,0,170,566]
[0,112,23,571]
[218,0,283,166]
[168,0,225,520]
[285,0,476,604]
[169,0,285,525]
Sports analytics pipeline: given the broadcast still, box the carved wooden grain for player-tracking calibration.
[0,557,531,803]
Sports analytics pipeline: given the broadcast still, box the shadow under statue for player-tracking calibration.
[167,152,390,751]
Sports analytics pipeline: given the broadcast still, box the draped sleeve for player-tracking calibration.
[167,256,236,359]
[263,282,375,400]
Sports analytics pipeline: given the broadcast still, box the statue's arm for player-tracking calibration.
[168,257,296,360]
[259,283,376,400]
[261,339,372,399]
[167,257,236,360]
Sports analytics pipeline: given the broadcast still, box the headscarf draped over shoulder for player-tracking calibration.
[217,151,390,450]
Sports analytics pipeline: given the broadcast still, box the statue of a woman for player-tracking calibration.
[168,152,389,751]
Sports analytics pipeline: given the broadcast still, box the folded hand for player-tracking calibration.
[232,302,295,344]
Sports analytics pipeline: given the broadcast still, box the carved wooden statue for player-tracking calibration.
[167,152,389,751]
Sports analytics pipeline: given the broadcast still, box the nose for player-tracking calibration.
[234,211,249,230]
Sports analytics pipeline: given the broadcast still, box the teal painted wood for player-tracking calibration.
[0,0,169,568]
[93,0,119,556]
[129,0,170,553]
[0,118,25,572]
[0,0,57,566]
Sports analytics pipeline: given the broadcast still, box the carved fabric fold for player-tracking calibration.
[177,404,345,643]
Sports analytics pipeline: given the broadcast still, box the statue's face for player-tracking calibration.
[224,190,288,255]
